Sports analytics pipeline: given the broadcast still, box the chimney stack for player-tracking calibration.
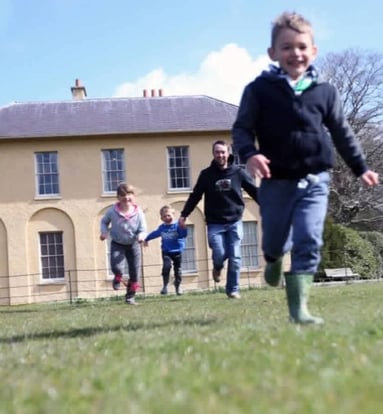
[71,79,87,100]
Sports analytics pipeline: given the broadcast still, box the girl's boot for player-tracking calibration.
[284,273,323,324]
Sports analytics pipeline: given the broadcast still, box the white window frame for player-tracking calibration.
[241,221,259,269]
[39,231,65,280]
[35,151,60,197]
[182,225,197,273]
[167,146,191,191]
[101,149,126,194]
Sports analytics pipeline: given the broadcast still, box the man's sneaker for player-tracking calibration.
[228,292,241,299]
[175,285,183,296]
[212,268,221,283]
[126,297,137,305]
[160,286,168,295]
[112,275,122,290]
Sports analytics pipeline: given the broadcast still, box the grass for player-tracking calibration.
[1,282,383,414]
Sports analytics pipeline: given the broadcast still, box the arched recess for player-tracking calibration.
[27,208,76,302]
[0,219,9,304]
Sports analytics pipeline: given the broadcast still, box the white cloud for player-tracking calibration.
[113,43,271,105]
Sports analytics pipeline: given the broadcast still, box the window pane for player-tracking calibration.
[167,146,190,190]
[182,225,196,273]
[102,149,126,193]
[35,152,60,196]
[39,232,65,279]
[241,222,259,268]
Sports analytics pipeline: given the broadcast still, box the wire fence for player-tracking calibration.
[1,250,381,306]
[0,256,265,306]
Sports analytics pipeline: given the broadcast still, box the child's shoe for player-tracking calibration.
[126,297,138,305]
[160,286,168,295]
[112,274,123,290]
[175,285,183,296]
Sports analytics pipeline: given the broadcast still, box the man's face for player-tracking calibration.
[213,144,229,169]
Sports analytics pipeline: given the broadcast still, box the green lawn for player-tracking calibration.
[1,282,383,414]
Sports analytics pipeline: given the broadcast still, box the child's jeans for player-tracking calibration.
[110,240,141,283]
[161,251,182,287]
[258,172,330,274]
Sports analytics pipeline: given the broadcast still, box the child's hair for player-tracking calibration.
[160,205,175,217]
[212,140,232,154]
[271,12,314,47]
[116,183,135,197]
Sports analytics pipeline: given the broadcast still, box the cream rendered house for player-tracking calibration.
[0,81,262,305]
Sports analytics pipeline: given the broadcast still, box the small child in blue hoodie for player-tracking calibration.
[144,205,187,295]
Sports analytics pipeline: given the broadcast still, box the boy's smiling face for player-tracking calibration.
[268,28,317,80]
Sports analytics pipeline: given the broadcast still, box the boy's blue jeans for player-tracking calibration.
[207,220,243,294]
[259,172,330,274]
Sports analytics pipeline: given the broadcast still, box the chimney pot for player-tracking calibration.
[143,89,148,97]
[159,89,163,97]
[151,89,156,97]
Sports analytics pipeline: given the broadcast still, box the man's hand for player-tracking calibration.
[361,170,379,186]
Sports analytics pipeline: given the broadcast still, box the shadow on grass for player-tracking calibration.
[0,316,218,345]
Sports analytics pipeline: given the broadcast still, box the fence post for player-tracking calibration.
[68,269,73,304]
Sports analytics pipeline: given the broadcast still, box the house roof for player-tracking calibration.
[0,95,238,139]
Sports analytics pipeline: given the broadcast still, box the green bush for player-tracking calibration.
[320,217,379,278]
[359,231,383,277]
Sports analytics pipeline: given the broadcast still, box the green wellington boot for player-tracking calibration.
[264,257,283,287]
[284,273,324,324]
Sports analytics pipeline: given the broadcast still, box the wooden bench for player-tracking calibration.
[324,268,360,281]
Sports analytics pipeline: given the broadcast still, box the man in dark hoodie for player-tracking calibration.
[179,140,258,299]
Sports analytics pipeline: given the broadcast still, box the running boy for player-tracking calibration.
[100,183,147,305]
[144,205,187,295]
[232,11,379,323]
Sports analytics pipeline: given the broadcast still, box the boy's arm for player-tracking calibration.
[144,227,162,242]
[232,83,259,163]
[324,85,369,177]
[177,223,188,238]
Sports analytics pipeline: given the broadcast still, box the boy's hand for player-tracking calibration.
[100,233,108,241]
[361,170,379,186]
[179,217,187,229]
[143,241,148,247]
[246,154,271,179]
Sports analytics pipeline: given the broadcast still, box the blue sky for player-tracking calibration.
[1,0,383,107]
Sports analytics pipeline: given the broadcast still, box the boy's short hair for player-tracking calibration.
[160,205,174,216]
[271,11,314,46]
[212,140,232,154]
[116,183,135,196]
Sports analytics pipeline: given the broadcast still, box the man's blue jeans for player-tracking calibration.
[258,172,330,274]
[207,220,243,294]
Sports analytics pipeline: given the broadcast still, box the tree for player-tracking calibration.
[316,49,383,228]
